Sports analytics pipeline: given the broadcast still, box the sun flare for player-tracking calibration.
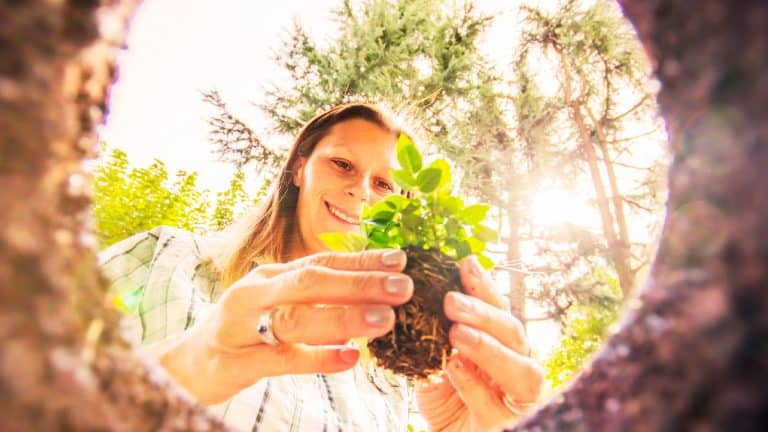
[529,187,598,230]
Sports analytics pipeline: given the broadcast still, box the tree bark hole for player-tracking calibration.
[0,0,765,431]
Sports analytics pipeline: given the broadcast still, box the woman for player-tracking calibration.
[100,103,542,431]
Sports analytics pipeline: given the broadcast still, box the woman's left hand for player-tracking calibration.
[416,256,544,432]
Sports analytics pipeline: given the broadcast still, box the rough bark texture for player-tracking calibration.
[0,1,230,430]
[508,0,768,430]
[0,0,766,431]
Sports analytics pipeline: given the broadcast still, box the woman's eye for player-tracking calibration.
[377,180,395,192]
[332,159,352,171]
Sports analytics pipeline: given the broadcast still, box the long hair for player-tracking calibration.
[215,103,405,288]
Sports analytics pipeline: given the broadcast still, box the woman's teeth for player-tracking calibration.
[327,203,359,224]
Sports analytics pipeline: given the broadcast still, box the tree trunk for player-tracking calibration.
[572,103,635,298]
[559,49,635,298]
[586,106,635,291]
[586,107,633,248]
[505,206,526,325]
[1,0,766,431]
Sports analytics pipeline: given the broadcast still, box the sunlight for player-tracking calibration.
[529,187,597,229]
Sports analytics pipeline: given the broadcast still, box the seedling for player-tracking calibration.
[320,133,497,379]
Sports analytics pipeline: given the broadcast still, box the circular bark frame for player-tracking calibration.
[1,0,766,430]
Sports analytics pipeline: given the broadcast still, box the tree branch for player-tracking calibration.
[607,94,651,123]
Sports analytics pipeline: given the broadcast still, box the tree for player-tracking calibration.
[4,0,766,430]
[92,147,210,248]
[92,147,256,248]
[517,0,665,299]
[259,0,496,140]
[543,268,621,388]
[230,0,539,321]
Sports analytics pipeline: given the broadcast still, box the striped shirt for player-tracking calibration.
[99,226,410,431]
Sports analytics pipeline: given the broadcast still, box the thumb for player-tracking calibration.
[444,356,510,429]
[460,256,508,310]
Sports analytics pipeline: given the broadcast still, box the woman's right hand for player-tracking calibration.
[157,249,413,405]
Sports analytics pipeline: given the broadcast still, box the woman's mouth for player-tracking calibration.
[324,201,360,225]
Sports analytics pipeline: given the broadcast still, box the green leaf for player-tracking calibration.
[416,168,442,193]
[460,204,490,225]
[392,169,417,190]
[455,240,472,259]
[445,217,461,236]
[383,194,409,211]
[370,210,395,222]
[476,253,495,270]
[396,133,422,173]
[318,232,368,252]
[365,200,395,219]
[362,218,388,228]
[468,236,486,254]
[369,230,390,245]
[427,158,452,189]
[318,232,351,251]
[472,224,498,243]
[347,232,369,251]
[437,193,463,215]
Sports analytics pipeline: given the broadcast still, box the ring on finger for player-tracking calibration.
[502,393,536,416]
[256,309,281,346]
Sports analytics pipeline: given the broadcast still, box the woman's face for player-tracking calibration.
[291,118,399,257]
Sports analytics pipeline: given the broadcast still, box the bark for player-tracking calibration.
[1,0,766,431]
[0,1,230,430]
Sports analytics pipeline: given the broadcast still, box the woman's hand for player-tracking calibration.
[155,249,413,405]
[416,256,543,431]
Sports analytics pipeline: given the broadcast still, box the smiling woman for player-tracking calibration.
[96,102,543,431]
[290,118,401,259]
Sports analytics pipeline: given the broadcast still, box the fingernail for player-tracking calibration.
[338,347,360,364]
[364,306,392,326]
[452,325,480,346]
[469,256,482,278]
[385,275,413,296]
[381,249,404,266]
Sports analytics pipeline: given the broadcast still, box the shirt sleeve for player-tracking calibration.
[98,227,162,344]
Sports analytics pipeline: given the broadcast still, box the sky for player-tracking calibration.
[97,0,530,192]
[99,0,340,191]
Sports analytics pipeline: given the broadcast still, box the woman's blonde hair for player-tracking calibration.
[213,103,405,288]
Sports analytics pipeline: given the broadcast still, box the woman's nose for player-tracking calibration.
[345,177,371,202]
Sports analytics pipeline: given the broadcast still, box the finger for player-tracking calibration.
[444,291,528,355]
[252,249,407,279]
[450,324,543,404]
[444,356,510,429]
[271,305,395,345]
[459,255,508,310]
[199,344,360,405]
[415,379,466,428]
[247,344,361,379]
[267,265,414,306]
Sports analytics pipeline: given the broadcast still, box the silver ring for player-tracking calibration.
[501,393,535,416]
[256,309,280,346]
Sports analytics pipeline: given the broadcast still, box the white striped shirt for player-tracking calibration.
[99,226,410,431]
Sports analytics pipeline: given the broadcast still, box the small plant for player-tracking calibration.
[321,134,497,379]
